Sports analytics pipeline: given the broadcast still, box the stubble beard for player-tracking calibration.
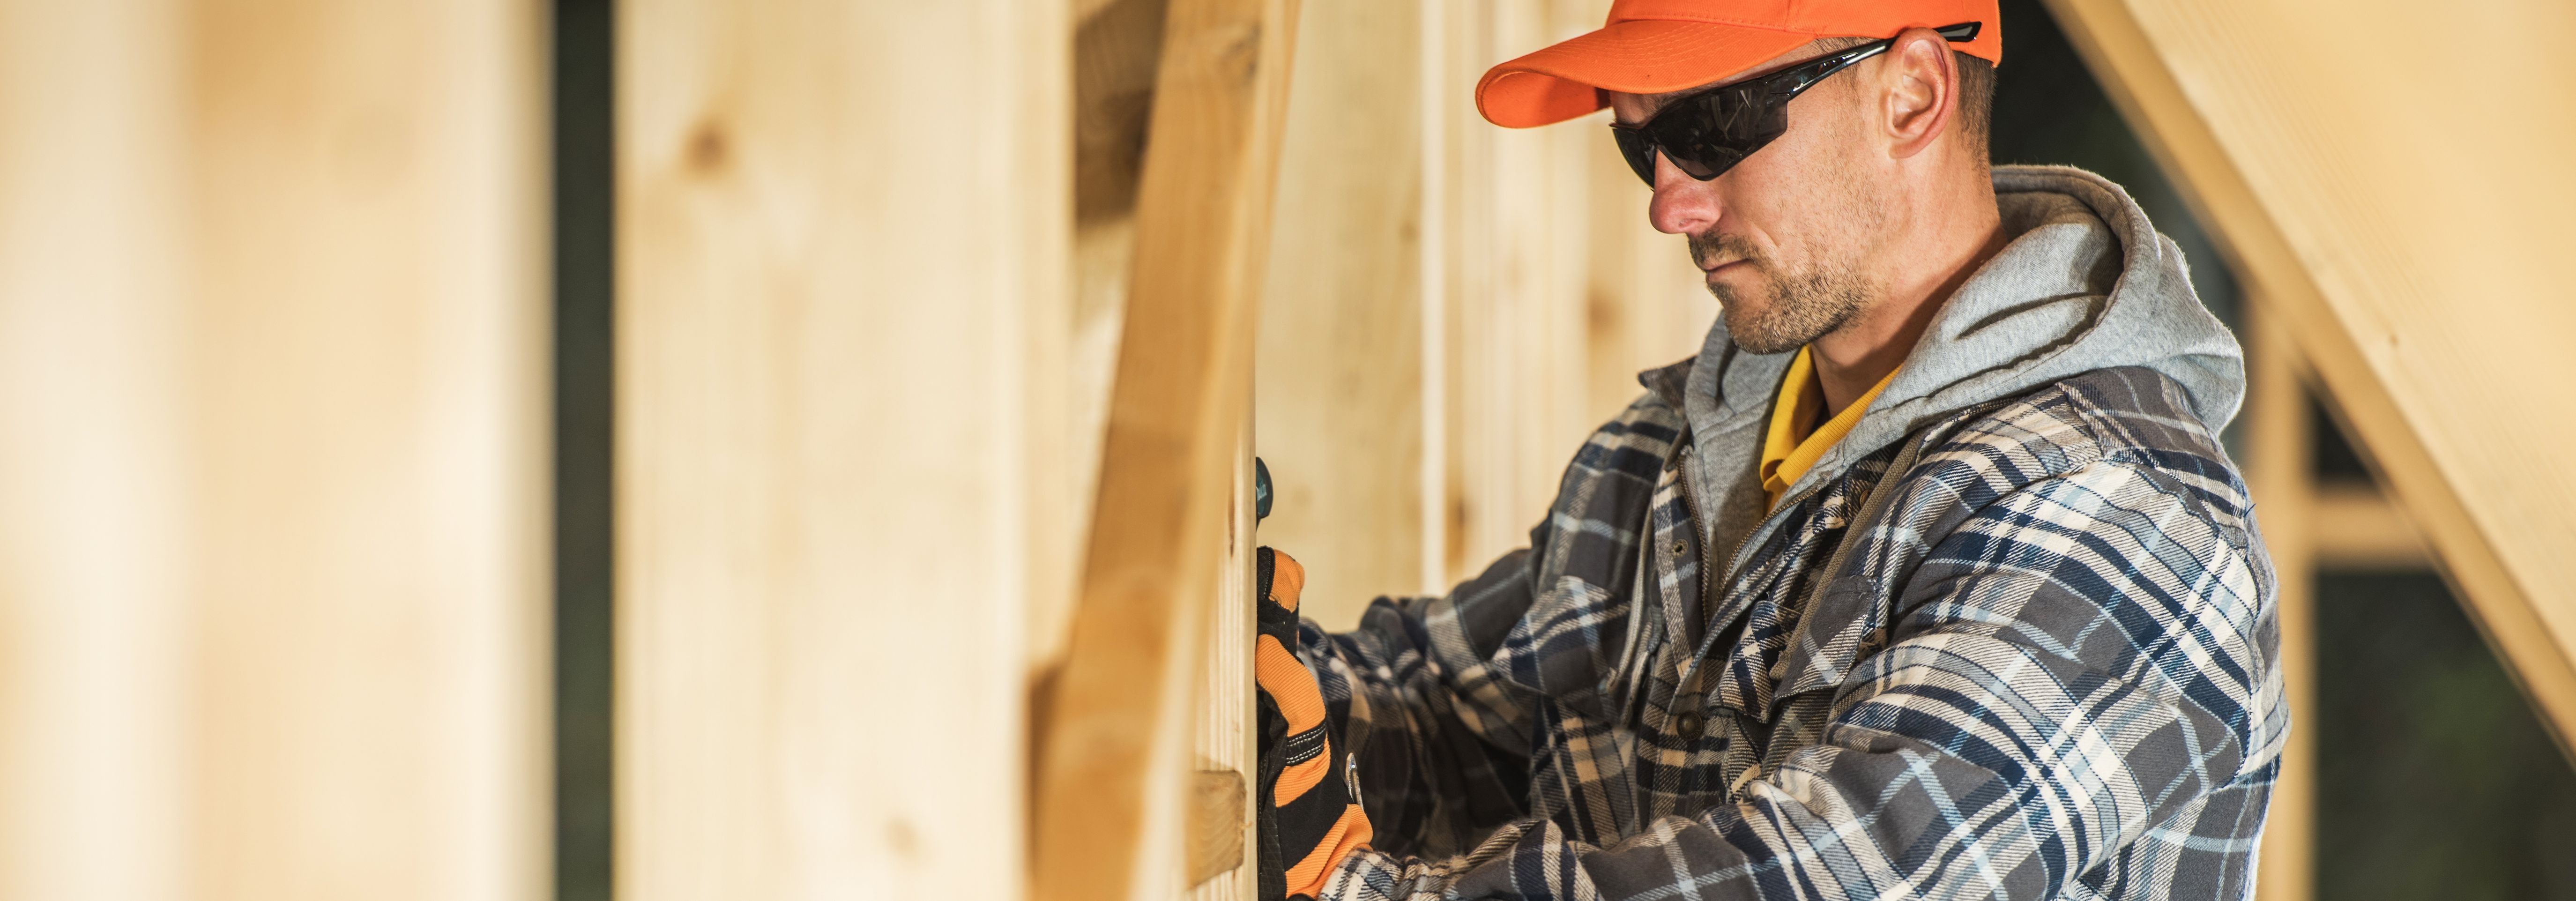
[1692,231,1873,356]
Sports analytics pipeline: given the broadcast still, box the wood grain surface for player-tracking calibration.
[617,1,1070,898]
[1,1,549,898]
[1031,0,1300,898]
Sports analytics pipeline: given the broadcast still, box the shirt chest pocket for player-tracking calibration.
[1770,573,1891,702]
[1709,566,1892,732]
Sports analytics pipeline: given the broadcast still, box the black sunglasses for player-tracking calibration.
[1609,21,1981,186]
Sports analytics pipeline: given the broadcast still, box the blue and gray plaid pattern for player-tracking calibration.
[1301,365,2284,900]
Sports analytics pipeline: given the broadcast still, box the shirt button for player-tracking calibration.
[1675,710,1706,737]
[1670,540,1687,556]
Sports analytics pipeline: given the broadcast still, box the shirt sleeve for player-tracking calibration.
[1295,546,1550,861]
[1318,459,2283,901]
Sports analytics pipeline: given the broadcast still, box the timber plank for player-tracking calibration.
[0,1,550,897]
[618,1,1071,898]
[1031,0,1301,898]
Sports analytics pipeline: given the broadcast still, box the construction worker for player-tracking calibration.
[1250,1,2283,899]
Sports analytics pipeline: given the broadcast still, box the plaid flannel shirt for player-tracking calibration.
[1300,364,2285,901]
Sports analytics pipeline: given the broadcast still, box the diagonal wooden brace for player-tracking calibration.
[1032,0,1303,898]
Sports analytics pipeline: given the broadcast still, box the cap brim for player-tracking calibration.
[1476,20,1816,128]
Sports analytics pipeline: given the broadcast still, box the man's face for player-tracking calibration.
[1608,45,1893,355]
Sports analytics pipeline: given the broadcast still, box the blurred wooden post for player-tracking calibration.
[0,4,188,898]
[1,1,550,899]
[2244,303,2314,901]
[618,0,1071,898]
[1031,0,1299,898]
[188,5,550,896]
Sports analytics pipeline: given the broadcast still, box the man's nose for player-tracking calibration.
[1646,153,1719,235]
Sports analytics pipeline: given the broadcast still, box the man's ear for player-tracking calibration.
[1876,26,1959,160]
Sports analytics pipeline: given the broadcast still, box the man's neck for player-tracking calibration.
[1810,178,2007,415]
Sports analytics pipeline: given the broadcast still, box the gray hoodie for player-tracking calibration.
[1680,164,2247,555]
[1313,164,2282,901]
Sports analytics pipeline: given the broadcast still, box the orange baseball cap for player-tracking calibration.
[1476,0,2003,128]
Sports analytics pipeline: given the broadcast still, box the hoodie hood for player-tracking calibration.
[1667,165,2245,539]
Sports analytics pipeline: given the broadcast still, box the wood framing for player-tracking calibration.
[0,6,192,893]
[2040,0,2576,754]
[2242,308,2315,901]
[1031,0,1301,899]
[618,1,1070,898]
[2311,486,2425,569]
[1425,0,1597,581]
[1252,0,1431,625]
[1,1,549,897]
[1184,413,1259,900]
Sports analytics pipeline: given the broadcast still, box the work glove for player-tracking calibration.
[1255,548,1371,901]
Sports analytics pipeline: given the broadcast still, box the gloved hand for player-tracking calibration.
[1255,548,1371,901]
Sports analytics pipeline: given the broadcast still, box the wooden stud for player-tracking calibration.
[618,1,1070,898]
[1062,0,1168,670]
[1,1,550,898]
[2311,486,2427,569]
[2244,305,2314,901]
[1184,407,1258,900]
[1425,0,1599,582]
[0,5,190,897]
[1251,0,1431,626]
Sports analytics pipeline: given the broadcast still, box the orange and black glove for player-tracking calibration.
[1254,548,1371,901]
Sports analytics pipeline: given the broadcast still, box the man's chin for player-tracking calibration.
[1728,334,1804,355]
[1721,310,1803,355]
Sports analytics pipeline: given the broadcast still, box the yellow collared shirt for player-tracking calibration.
[1759,346,1899,509]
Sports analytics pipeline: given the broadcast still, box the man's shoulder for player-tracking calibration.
[1912,365,2250,523]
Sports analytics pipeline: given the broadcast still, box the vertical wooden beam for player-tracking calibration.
[1183,411,1258,900]
[0,4,187,898]
[1254,0,1703,624]
[1422,0,1463,597]
[1424,0,1594,581]
[2,1,550,898]
[1032,0,1299,897]
[619,0,1070,897]
[1248,0,1706,626]
[2243,304,2314,901]
[1253,0,1429,627]
[187,5,549,896]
